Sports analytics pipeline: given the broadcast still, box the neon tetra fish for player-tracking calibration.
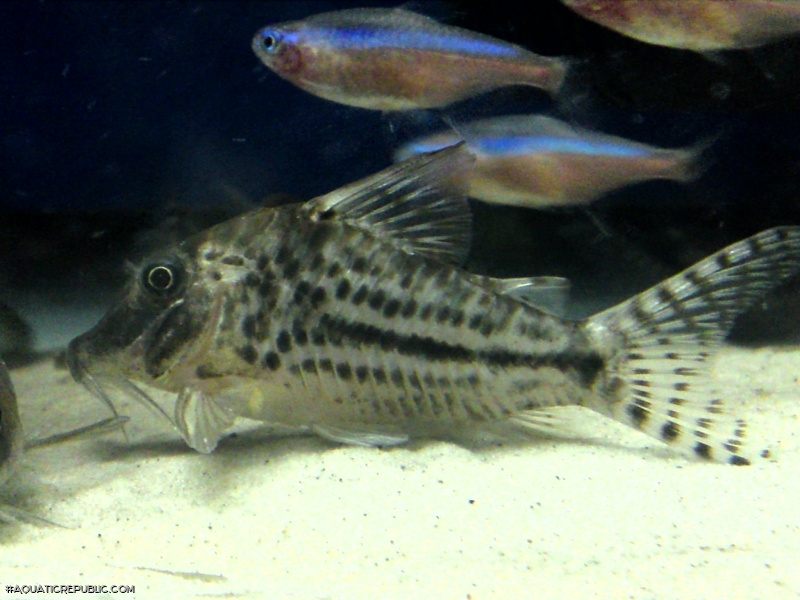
[560,0,800,51]
[68,146,800,465]
[252,7,568,110]
[395,115,707,208]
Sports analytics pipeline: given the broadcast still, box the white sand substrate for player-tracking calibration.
[0,344,798,600]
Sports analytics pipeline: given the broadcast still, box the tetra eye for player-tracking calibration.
[260,31,279,52]
[141,261,184,297]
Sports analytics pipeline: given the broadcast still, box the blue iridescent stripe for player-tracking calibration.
[298,26,522,57]
[476,137,648,157]
[407,136,649,158]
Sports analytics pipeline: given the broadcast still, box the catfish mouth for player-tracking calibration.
[66,342,174,428]
[65,302,189,431]
[66,293,225,438]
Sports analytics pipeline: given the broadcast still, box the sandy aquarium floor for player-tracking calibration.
[0,344,798,600]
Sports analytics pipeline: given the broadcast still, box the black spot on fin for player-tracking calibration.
[587,227,800,465]
[302,144,475,265]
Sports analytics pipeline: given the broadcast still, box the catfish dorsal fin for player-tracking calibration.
[303,143,476,265]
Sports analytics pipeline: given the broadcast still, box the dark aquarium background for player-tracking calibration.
[2,0,800,358]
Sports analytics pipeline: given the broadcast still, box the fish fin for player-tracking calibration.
[700,50,729,65]
[477,275,571,316]
[311,423,409,447]
[303,144,475,265]
[508,408,577,437]
[542,55,570,97]
[175,388,236,454]
[394,3,451,24]
[667,134,718,183]
[460,408,578,445]
[587,227,800,465]
[553,57,595,125]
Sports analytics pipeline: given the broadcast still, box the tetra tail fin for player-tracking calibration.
[664,134,718,183]
[542,56,570,98]
[585,227,800,465]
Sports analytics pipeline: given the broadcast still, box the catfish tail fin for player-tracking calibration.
[585,227,800,465]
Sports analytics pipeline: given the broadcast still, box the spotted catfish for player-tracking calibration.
[68,145,800,465]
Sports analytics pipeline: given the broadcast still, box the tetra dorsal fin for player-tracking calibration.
[303,144,475,265]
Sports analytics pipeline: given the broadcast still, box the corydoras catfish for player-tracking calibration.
[395,115,706,208]
[252,7,568,110]
[68,146,800,465]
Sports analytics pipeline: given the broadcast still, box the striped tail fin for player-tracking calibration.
[586,227,800,465]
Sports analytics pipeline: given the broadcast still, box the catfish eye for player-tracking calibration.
[141,260,184,297]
